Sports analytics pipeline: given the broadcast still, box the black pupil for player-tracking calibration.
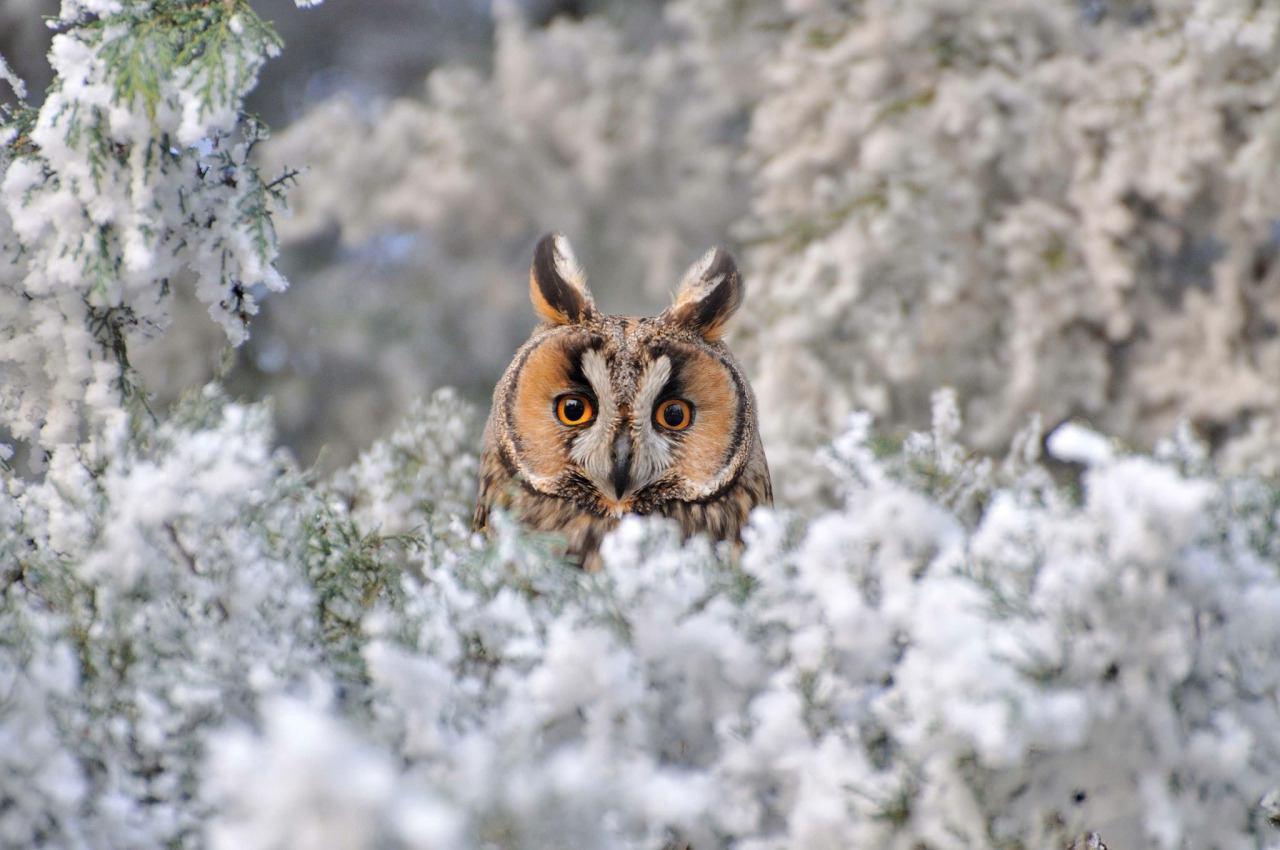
[662,403,685,428]
[564,398,585,421]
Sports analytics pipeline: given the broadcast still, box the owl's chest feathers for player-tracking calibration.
[478,442,768,570]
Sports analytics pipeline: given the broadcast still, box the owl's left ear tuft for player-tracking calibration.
[664,247,743,341]
[530,233,598,325]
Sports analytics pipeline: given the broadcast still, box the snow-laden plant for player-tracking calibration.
[1,391,319,847]
[736,0,1280,502]
[142,0,1280,486]
[1,4,319,839]
[7,307,1280,847]
[13,276,1280,848]
[192,392,1280,849]
[0,0,316,458]
[0,384,468,847]
[264,1,748,300]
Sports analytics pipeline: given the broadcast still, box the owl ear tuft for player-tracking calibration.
[530,233,597,325]
[664,247,743,341]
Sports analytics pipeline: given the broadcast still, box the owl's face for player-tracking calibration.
[488,234,759,519]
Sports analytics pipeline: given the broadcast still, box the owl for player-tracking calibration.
[473,233,772,571]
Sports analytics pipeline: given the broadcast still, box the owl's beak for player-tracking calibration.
[610,431,632,499]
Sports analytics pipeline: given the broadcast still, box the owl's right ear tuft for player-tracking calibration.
[530,233,597,325]
[664,247,743,341]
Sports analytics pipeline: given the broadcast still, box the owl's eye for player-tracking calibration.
[555,393,595,426]
[655,399,693,431]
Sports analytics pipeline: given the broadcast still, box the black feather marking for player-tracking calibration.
[533,234,589,323]
[669,248,743,336]
[722,353,749,467]
[690,251,742,330]
[647,341,686,398]
[655,362,686,420]
[563,339,595,395]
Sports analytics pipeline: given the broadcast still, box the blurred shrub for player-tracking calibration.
[176,0,1280,493]
[187,1,757,468]
[737,0,1280,502]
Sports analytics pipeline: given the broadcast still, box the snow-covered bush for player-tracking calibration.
[737,0,1280,500]
[8,379,1280,847]
[5,1,1280,849]
[16,389,1260,849]
[1,391,324,847]
[187,0,1280,488]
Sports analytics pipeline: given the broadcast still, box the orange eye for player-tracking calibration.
[556,394,595,426]
[655,399,693,431]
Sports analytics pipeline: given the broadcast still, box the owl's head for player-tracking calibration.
[488,233,760,518]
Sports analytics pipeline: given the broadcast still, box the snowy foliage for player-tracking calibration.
[736,0,1280,500]
[1,0,308,456]
[4,1,1280,849]
[193,0,1280,486]
[1,391,326,847]
[8,385,1280,848]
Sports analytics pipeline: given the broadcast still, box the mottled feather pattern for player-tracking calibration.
[475,233,771,570]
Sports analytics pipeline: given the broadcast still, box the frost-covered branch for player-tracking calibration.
[0,0,315,458]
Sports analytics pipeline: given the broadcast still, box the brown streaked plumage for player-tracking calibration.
[473,233,772,571]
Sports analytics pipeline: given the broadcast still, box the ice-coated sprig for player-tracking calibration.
[0,0,313,458]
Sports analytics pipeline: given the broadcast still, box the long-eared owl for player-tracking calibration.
[473,233,772,571]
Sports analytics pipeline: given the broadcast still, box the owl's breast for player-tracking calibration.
[505,482,622,571]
